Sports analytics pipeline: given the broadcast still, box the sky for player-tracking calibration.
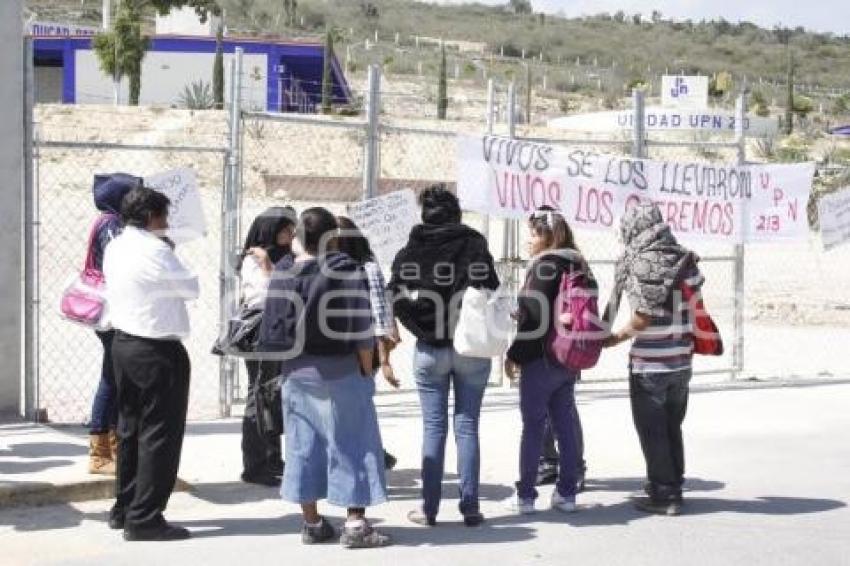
[430,1,850,34]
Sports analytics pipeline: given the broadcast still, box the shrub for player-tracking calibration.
[177,81,214,110]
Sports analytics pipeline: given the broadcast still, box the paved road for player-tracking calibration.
[3,383,848,566]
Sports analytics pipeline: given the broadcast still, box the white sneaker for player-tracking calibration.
[551,491,577,513]
[503,495,536,515]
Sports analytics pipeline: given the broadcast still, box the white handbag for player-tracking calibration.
[453,286,515,358]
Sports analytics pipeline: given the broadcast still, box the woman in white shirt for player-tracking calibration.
[238,206,296,487]
[103,187,199,542]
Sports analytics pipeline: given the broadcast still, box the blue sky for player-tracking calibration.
[431,1,850,34]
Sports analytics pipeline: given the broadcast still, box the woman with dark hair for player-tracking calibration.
[337,216,400,469]
[87,173,142,475]
[259,207,391,549]
[104,186,199,541]
[503,206,595,515]
[388,184,499,527]
[603,201,704,516]
[238,206,296,487]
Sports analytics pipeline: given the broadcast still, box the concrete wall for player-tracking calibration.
[75,50,268,110]
[0,0,23,417]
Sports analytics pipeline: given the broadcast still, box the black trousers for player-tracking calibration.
[112,331,191,529]
[242,360,283,477]
[629,368,691,502]
[541,403,586,474]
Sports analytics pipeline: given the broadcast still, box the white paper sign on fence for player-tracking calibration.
[346,189,419,266]
[457,134,814,244]
[818,186,850,250]
[145,168,207,244]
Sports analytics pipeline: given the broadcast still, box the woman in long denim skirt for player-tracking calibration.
[258,207,390,549]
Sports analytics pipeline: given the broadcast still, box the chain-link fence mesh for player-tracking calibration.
[28,70,850,422]
[34,141,226,423]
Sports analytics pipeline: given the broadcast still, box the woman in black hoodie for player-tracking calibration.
[388,185,499,527]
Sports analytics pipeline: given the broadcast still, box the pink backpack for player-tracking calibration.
[545,267,604,371]
[59,215,113,327]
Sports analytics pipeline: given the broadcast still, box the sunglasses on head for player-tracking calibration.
[529,209,562,225]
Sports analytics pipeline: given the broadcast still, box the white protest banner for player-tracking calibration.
[346,189,419,266]
[662,75,709,109]
[818,187,850,250]
[457,135,814,243]
[548,107,778,137]
[145,168,207,244]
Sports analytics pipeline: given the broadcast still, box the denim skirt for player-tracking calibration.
[280,372,387,508]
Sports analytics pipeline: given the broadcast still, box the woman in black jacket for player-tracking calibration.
[504,206,595,515]
[388,185,499,527]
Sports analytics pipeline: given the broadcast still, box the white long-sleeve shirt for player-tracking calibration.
[239,255,271,309]
[103,226,200,340]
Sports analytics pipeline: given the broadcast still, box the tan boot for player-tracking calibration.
[108,430,118,463]
[89,433,116,475]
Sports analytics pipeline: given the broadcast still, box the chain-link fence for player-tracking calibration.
[31,139,228,423]
[25,59,850,422]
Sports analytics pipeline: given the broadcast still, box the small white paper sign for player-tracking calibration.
[346,189,419,266]
[145,168,207,244]
[819,186,850,251]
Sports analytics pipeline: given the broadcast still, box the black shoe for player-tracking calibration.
[383,451,397,471]
[108,508,125,530]
[463,512,485,527]
[241,471,282,487]
[271,461,285,476]
[632,496,682,516]
[302,517,337,544]
[123,523,191,541]
[536,462,559,486]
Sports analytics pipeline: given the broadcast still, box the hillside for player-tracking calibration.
[26,1,850,90]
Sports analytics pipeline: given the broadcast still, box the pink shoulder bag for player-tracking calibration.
[59,216,113,328]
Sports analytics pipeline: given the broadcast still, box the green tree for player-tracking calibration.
[751,89,770,117]
[437,43,448,120]
[525,64,532,124]
[792,95,814,119]
[785,47,795,135]
[321,29,335,114]
[709,71,733,99]
[832,95,849,116]
[93,0,220,106]
[282,0,298,27]
[213,23,224,110]
[508,0,533,15]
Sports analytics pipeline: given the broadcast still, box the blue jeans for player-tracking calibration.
[90,330,117,433]
[413,342,491,518]
[517,358,578,501]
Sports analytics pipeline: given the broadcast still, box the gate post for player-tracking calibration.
[632,88,646,159]
[23,36,38,421]
[732,93,747,379]
[362,65,381,200]
[219,48,244,418]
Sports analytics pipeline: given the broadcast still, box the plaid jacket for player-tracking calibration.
[364,261,394,338]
